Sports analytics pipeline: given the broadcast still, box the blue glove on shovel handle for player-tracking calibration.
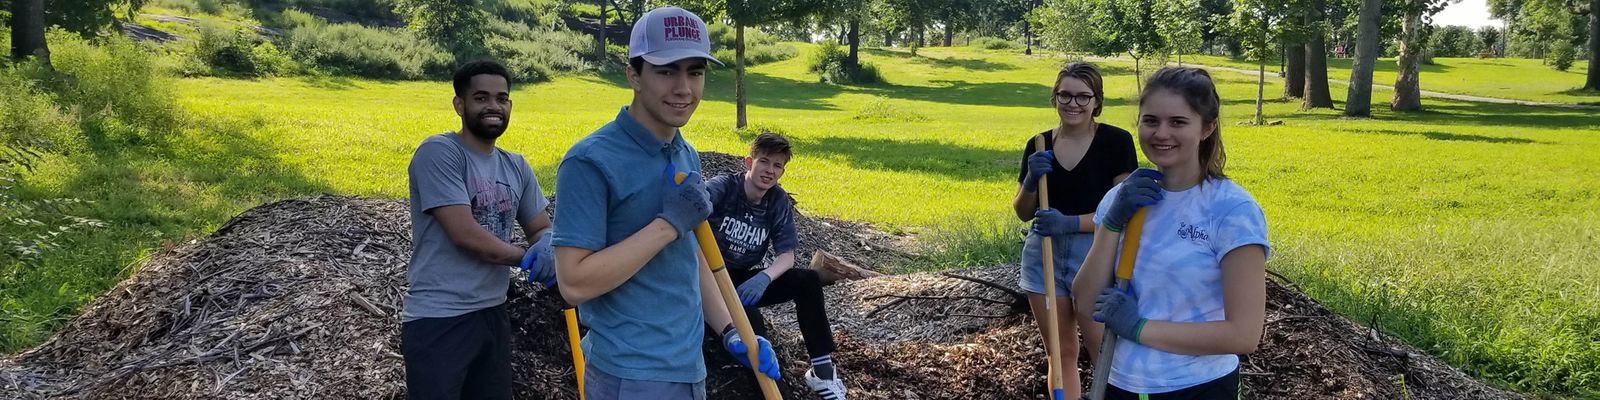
[1032,209,1078,237]
[722,325,782,380]
[1022,150,1054,192]
[658,164,712,237]
[1103,169,1164,233]
[1093,288,1147,343]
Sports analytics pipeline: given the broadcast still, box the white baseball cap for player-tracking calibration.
[628,6,724,66]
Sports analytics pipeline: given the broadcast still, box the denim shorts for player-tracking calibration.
[1019,232,1094,296]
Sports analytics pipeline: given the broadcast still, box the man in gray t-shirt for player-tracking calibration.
[402,60,555,400]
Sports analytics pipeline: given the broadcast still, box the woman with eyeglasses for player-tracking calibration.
[1013,61,1139,399]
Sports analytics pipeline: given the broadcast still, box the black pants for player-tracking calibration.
[401,304,513,400]
[729,267,837,359]
[1106,368,1240,400]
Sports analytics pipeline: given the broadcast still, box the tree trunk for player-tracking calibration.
[1345,0,1382,116]
[1285,40,1306,98]
[736,23,748,129]
[10,0,50,65]
[1586,0,1599,91]
[916,26,926,48]
[1303,0,1335,109]
[943,22,954,47]
[1391,3,1424,111]
[1256,58,1266,125]
[848,19,861,69]
[885,30,893,47]
[1133,56,1143,94]
[1024,17,1033,55]
[594,0,606,61]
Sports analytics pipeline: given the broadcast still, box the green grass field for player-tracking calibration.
[5,45,1599,397]
[1177,54,1598,105]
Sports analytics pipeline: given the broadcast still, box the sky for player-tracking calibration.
[1433,0,1503,29]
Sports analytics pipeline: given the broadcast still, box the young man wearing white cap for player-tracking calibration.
[552,6,780,399]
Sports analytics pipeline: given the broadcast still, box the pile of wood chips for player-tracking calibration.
[0,152,1530,399]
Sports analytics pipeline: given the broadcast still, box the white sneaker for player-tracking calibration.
[805,368,847,400]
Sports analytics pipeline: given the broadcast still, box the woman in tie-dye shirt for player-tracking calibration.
[1073,67,1270,400]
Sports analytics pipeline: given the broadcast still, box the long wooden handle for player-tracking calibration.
[1032,135,1067,399]
[1088,208,1150,400]
[564,308,586,400]
[676,172,783,400]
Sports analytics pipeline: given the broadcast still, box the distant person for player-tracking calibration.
[401,59,556,400]
[551,6,780,400]
[1073,67,1270,400]
[1013,61,1139,400]
[707,132,847,400]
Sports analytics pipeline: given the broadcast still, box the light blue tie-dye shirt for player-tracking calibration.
[1093,177,1270,394]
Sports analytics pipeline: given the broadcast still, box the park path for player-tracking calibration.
[1086,56,1600,111]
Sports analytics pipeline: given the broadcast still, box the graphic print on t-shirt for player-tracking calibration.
[717,209,768,260]
[470,178,517,241]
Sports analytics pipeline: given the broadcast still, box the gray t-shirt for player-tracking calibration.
[404,132,548,322]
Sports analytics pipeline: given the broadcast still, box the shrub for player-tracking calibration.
[484,17,590,82]
[970,36,1021,50]
[707,24,799,66]
[283,13,453,79]
[42,30,180,145]
[806,41,880,84]
[1549,44,1575,71]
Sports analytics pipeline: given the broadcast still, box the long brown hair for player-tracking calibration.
[1053,62,1105,117]
[1140,67,1226,179]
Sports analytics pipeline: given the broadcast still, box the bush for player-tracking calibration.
[42,30,180,145]
[707,24,800,66]
[283,11,453,80]
[484,17,590,82]
[970,36,1021,50]
[1550,44,1576,71]
[807,41,880,84]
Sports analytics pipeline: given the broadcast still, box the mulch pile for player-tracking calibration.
[0,152,1527,399]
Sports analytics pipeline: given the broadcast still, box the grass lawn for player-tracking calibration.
[4,45,1598,397]
[1178,54,1599,105]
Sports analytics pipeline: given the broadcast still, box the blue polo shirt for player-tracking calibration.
[553,107,707,383]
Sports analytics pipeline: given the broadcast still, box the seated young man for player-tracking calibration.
[707,132,847,400]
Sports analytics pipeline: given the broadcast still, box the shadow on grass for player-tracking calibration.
[1293,99,1600,130]
[861,48,1020,72]
[790,135,1015,182]
[1354,129,1543,144]
[0,116,332,352]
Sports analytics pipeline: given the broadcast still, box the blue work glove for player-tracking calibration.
[736,272,772,306]
[722,325,782,380]
[1093,288,1147,344]
[1031,209,1078,237]
[658,165,712,237]
[1102,169,1164,233]
[520,230,557,287]
[1021,150,1054,193]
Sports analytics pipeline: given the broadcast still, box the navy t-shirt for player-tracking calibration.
[705,174,799,271]
[1016,124,1139,215]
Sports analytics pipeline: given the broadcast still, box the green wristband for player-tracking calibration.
[1132,319,1148,344]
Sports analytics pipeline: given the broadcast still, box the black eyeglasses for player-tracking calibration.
[1054,92,1095,107]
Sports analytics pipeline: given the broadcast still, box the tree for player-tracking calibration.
[1157,0,1207,65]
[1098,0,1167,92]
[1429,25,1480,56]
[1303,0,1335,109]
[9,0,49,65]
[397,0,491,60]
[1391,0,1452,112]
[8,0,148,65]
[1345,0,1383,116]
[1588,0,1598,90]
[683,0,819,128]
[1477,25,1501,56]
[1285,39,1306,98]
[1230,0,1288,124]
